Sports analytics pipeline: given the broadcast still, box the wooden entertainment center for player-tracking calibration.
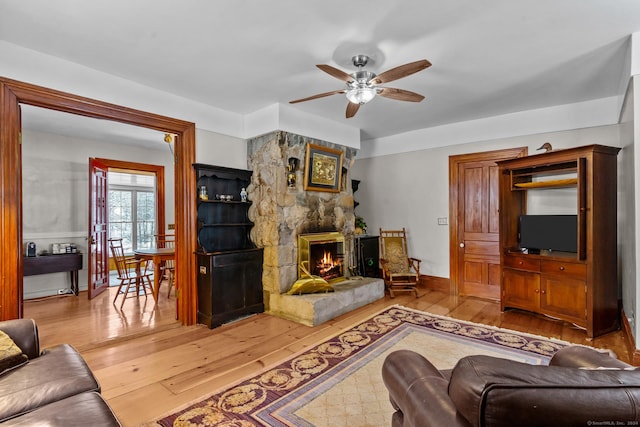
[497,144,620,338]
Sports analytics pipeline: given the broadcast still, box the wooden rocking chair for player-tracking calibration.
[379,228,421,298]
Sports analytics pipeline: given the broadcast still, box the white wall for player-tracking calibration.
[615,71,640,346]
[358,97,622,159]
[351,124,622,279]
[196,129,247,169]
[619,77,637,337]
[22,126,246,299]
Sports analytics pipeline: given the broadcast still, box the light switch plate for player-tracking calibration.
[437,217,448,225]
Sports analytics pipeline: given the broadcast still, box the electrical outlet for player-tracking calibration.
[437,217,448,225]
[57,289,67,295]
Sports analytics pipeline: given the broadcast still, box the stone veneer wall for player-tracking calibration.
[246,131,357,311]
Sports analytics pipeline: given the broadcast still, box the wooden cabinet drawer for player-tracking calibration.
[541,260,586,279]
[504,255,540,272]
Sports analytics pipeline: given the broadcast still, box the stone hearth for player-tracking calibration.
[246,131,384,325]
[268,278,384,326]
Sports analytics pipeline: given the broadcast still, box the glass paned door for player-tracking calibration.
[108,172,156,253]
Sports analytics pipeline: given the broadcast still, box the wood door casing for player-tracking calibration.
[449,147,527,300]
[89,159,166,298]
[0,77,197,324]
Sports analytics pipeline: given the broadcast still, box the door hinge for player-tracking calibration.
[18,132,22,145]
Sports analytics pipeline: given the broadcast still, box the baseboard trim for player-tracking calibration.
[420,275,450,292]
[621,309,640,365]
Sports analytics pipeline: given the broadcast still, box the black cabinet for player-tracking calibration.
[197,249,264,328]
[355,235,379,278]
[194,164,264,328]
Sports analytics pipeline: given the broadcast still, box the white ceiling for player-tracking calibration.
[2,0,640,144]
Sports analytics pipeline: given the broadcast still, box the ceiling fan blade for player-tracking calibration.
[378,87,425,102]
[316,64,354,82]
[289,89,345,104]
[370,59,432,85]
[346,102,360,118]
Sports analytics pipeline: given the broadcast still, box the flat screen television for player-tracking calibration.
[518,214,578,253]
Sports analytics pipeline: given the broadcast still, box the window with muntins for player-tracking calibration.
[108,171,156,253]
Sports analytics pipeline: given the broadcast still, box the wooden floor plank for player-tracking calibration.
[23,283,632,427]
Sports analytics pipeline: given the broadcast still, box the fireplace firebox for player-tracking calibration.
[298,232,346,283]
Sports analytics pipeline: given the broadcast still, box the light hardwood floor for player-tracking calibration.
[24,284,631,427]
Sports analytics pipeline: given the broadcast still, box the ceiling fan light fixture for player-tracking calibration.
[290,55,431,117]
[346,86,377,105]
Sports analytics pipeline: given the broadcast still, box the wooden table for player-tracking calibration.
[134,248,175,302]
[23,253,83,295]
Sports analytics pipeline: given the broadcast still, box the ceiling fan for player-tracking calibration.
[290,54,431,118]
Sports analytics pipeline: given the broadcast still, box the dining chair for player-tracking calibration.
[108,238,154,307]
[154,234,176,298]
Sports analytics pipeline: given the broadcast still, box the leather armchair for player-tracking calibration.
[382,346,640,427]
[0,319,120,426]
[0,318,40,359]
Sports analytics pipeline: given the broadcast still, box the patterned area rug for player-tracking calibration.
[150,305,570,427]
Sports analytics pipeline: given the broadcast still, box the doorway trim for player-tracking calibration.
[96,158,167,276]
[97,158,167,239]
[0,76,197,324]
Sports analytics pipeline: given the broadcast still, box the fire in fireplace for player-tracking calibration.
[298,232,345,283]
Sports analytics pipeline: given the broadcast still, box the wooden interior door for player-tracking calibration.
[449,148,527,300]
[458,159,501,299]
[88,158,109,299]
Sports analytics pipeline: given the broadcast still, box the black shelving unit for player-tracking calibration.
[194,163,264,328]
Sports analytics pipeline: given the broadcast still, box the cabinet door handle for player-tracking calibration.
[535,289,539,293]
[459,242,465,248]
[559,266,565,271]
[541,290,546,294]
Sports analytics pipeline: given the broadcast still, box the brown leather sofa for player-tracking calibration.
[0,319,121,426]
[382,346,640,427]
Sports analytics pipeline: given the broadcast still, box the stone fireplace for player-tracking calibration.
[246,130,384,326]
[298,232,345,282]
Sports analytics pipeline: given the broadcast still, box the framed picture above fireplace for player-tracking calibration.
[303,143,343,192]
